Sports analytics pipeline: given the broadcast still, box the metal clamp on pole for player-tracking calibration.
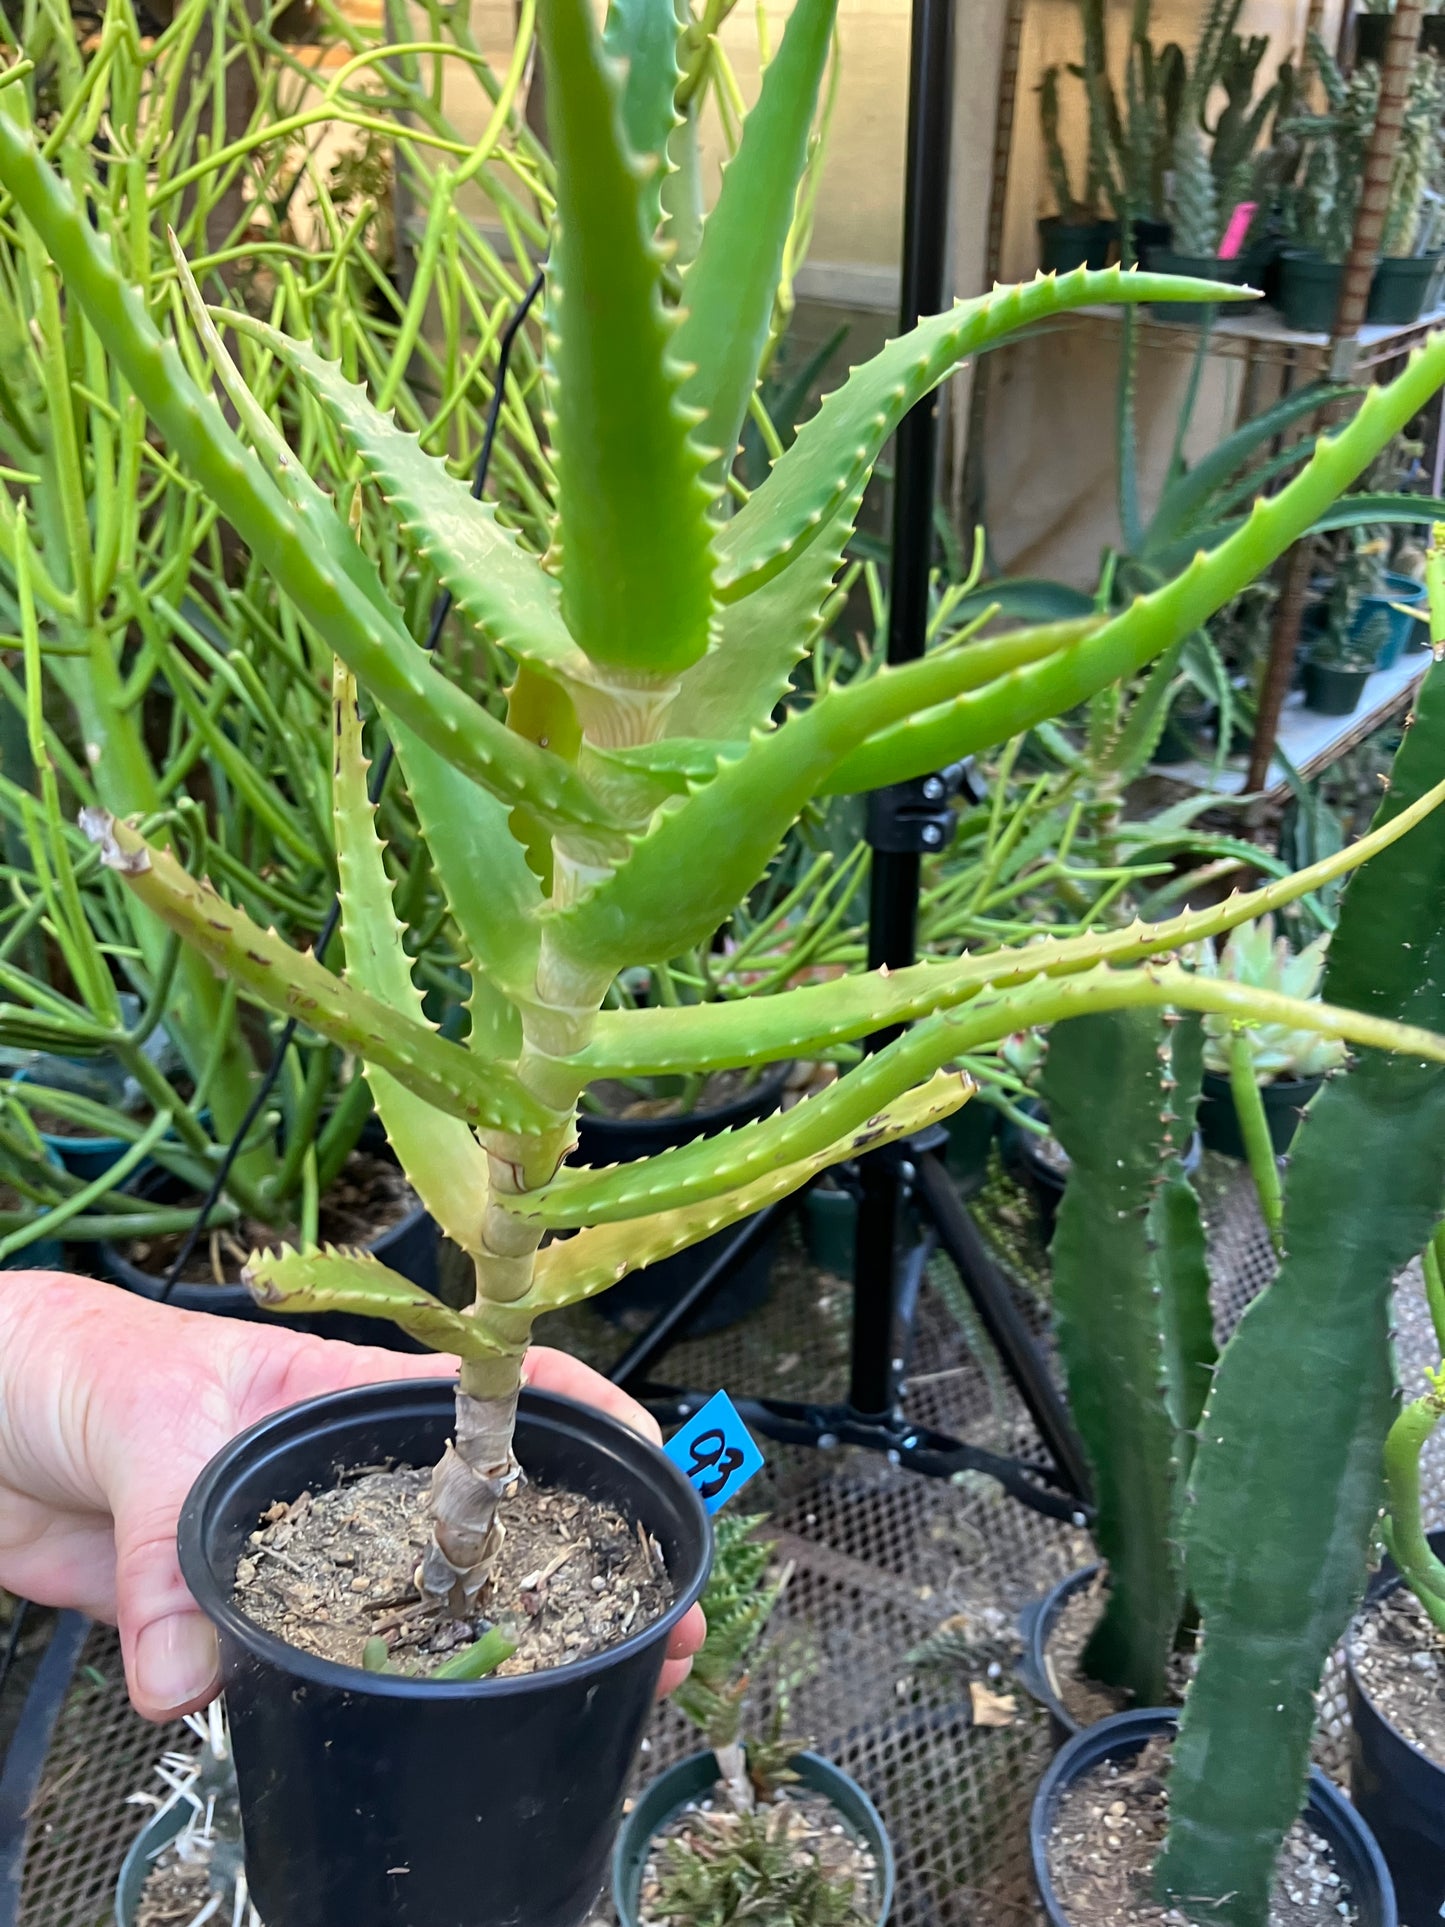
[864,761,978,854]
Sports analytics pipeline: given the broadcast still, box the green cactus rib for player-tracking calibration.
[540,0,716,677]
[225,317,586,683]
[0,108,614,835]
[1152,1014,1216,1460]
[79,812,553,1135]
[571,771,1445,1073]
[242,1245,506,1360]
[522,1076,969,1308]
[1043,1009,1207,1706]
[673,0,839,476]
[1159,669,1445,1925]
[550,613,1111,972]
[821,333,1445,796]
[518,962,1445,1230]
[331,666,491,1257]
[714,267,1252,602]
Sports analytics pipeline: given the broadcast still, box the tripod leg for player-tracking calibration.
[913,1149,1093,1503]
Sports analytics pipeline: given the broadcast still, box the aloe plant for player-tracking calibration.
[11,0,1445,1639]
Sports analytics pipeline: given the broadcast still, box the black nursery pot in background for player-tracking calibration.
[1348,1527,1445,1927]
[1016,1564,1099,1746]
[573,1062,791,1333]
[1038,215,1116,273]
[1368,255,1444,329]
[1303,659,1370,717]
[1031,1708,1397,1927]
[1197,1069,1323,1160]
[97,1157,438,1350]
[177,1380,712,1927]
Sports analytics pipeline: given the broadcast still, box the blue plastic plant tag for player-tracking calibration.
[663,1390,764,1513]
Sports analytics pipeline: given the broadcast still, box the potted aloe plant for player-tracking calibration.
[1188,918,1348,1159]
[11,0,1445,1915]
[1037,65,1117,272]
[612,1514,893,1926]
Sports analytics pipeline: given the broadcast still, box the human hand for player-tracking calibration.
[0,1271,704,1719]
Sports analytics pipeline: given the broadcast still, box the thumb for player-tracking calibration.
[112,1487,221,1722]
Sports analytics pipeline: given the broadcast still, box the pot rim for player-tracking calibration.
[1345,1530,1445,1780]
[177,1379,711,1702]
[613,1747,895,1927]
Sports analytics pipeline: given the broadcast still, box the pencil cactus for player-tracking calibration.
[8,0,1445,1631]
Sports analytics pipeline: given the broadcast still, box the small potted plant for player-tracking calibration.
[612,1514,893,1927]
[1304,616,1382,715]
[1191,918,1348,1159]
[1036,65,1117,272]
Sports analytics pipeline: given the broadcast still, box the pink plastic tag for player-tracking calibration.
[1217,202,1258,262]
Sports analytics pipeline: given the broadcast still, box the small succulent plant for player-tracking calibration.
[1192,917,1349,1081]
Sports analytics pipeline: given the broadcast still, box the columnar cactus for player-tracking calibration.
[5,0,1445,1620]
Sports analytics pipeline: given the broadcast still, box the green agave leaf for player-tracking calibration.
[540,0,716,677]
[1043,1007,1196,1705]
[80,812,551,1135]
[821,334,1445,796]
[673,0,839,476]
[1149,491,1445,578]
[571,769,1445,1075]
[226,316,586,684]
[715,267,1253,602]
[602,0,681,239]
[524,1075,968,1307]
[0,113,614,834]
[1160,658,1445,1925]
[332,665,491,1258]
[944,578,1099,626]
[243,1244,502,1360]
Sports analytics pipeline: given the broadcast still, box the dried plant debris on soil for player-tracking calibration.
[1048,1737,1357,1927]
[639,1790,879,1927]
[1043,1577,1195,1730]
[235,1465,672,1677]
[1351,1584,1445,1763]
[122,1151,415,1286]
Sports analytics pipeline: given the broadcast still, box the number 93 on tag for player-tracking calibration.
[663,1390,765,1513]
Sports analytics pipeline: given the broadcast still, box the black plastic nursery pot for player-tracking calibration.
[1141,246,1245,322]
[611,1748,895,1927]
[573,1062,790,1333]
[1277,249,1344,334]
[1368,255,1443,328]
[98,1161,439,1349]
[1030,1708,1397,1927]
[115,1798,188,1925]
[1126,214,1171,261]
[1303,659,1371,717]
[1038,216,1116,273]
[1016,1564,1100,1746]
[1347,1527,1445,1926]
[944,1096,998,1194]
[1197,1069,1323,1160]
[177,1379,712,1927]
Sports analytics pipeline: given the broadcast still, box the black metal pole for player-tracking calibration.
[848,0,955,1419]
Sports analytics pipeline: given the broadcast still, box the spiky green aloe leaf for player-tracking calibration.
[1043,1008,1208,1706]
[570,772,1445,1075]
[0,111,614,834]
[673,0,838,476]
[820,335,1445,796]
[226,317,586,684]
[549,615,1102,973]
[242,1245,502,1359]
[540,0,715,675]
[714,267,1253,602]
[602,0,680,239]
[331,665,491,1257]
[524,1075,967,1308]
[1159,658,1445,1927]
[666,478,866,740]
[79,812,553,1135]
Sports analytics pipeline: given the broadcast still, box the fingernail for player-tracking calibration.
[134,1613,219,1713]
